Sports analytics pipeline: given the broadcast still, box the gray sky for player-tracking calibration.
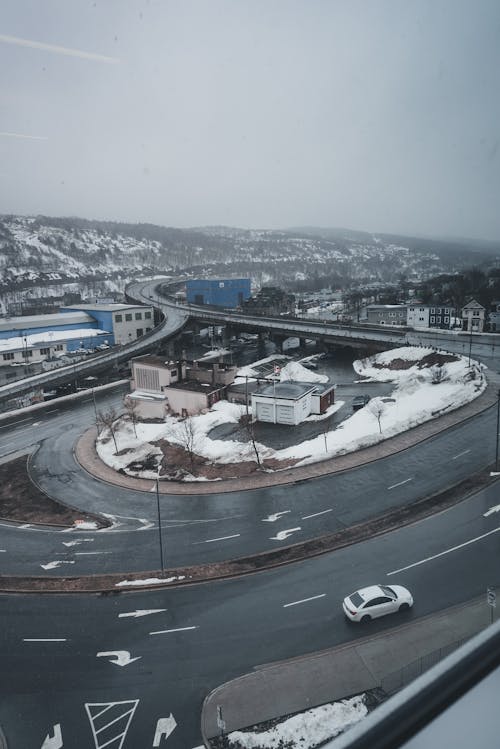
[1,0,500,240]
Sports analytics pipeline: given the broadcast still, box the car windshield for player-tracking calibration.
[350,592,364,607]
[380,585,397,599]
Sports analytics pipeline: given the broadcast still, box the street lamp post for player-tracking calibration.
[468,319,473,367]
[156,471,165,575]
[495,389,500,473]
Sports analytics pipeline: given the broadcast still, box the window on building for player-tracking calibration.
[146,327,151,332]
[115,314,123,322]
[145,311,152,319]
[26,350,32,357]
[125,313,132,321]
[40,347,50,355]
[135,312,142,320]
[431,308,435,314]
[430,317,435,323]
[444,316,449,323]
[170,369,177,376]
[136,328,143,337]
[56,344,63,351]
[2,352,14,360]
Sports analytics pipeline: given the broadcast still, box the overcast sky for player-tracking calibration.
[1,0,499,240]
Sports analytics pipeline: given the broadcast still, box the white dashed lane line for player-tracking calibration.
[452,449,471,460]
[192,534,240,544]
[301,509,333,520]
[387,477,413,490]
[283,594,326,608]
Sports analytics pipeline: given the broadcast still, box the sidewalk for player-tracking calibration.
[201,593,497,744]
[74,370,500,495]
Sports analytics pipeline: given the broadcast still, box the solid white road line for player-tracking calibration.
[452,449,471,460]
[74,551,112,555]
[283,594,326,608]
[193,534,240,544]
[150,626,198,636]
[387,525,500,576]
[387,478,413,490]
[301,509,333,520]
[23,638,67,642]
[0,418,31,429]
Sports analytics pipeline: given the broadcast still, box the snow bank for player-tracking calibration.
[227,694,367,748]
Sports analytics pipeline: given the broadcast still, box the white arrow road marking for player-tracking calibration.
[41,722,62,749]
[85,700,139,749]
[387,525,500,575]
[283,594,326,608]
[270,527,301,541]
[262,510,291,522]
[20,523,32,529]
[153,714,177,746]
[96,650,141,667]
[301,509,333,520]
[387,477,413,490]
[452,449,470,460]
[62,538,94,547]
[119,609,167,619]
[40,560,76,570]
[484,504,500,517]
[150,626,198,636]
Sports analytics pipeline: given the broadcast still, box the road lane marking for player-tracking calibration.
[270,527,301,541]
[484,504,500,517]
[23,638,67,642]
[154,715,177,746]
[119,609,167,619]
[86,700,138,749]
[283,594,326,608]
[387,478,413,490]
[301,509,333,520]
[0,418,31,429]
[262,511,291,522]
[387,525,500,576]
[96,650,141,667]
[193,534,240,544]
[150,626,198,635]
[75,551,112,555]
[452,449,471,460]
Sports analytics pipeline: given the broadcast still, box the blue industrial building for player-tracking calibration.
[186,278,251,308]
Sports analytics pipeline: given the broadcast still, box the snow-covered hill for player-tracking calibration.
[0,214,497,313]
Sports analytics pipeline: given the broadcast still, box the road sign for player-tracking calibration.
[487,587,496,607]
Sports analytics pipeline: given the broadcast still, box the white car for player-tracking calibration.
[343,584,413,623]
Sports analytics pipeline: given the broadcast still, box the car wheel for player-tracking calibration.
[360,615,371,623]
[399,603,410,612]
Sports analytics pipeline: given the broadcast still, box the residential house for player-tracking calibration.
[461,300,486,333]
[365,305,408,326]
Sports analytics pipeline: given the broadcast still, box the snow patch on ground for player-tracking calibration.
[226,694,367,748]
[115,576,186,587]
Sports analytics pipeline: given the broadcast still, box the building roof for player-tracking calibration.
[462,299,485,310]
[61,303,151,312]
[166,380,223,394]
[366,304,407,310]
[253,382,316,400]
[0,311,95,333]
[131,355,177,369]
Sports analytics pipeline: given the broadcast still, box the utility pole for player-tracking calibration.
[468,319,473,367]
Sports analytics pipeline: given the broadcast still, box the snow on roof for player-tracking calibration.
[61,303,152,312]
[0,311,94,332]
[254,382,316,399]
[0,327,111,353]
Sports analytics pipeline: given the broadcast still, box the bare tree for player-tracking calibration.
[367,398,385,434]
[123,395,139,437]
[173,416,199,474]
[97,406,119,452]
